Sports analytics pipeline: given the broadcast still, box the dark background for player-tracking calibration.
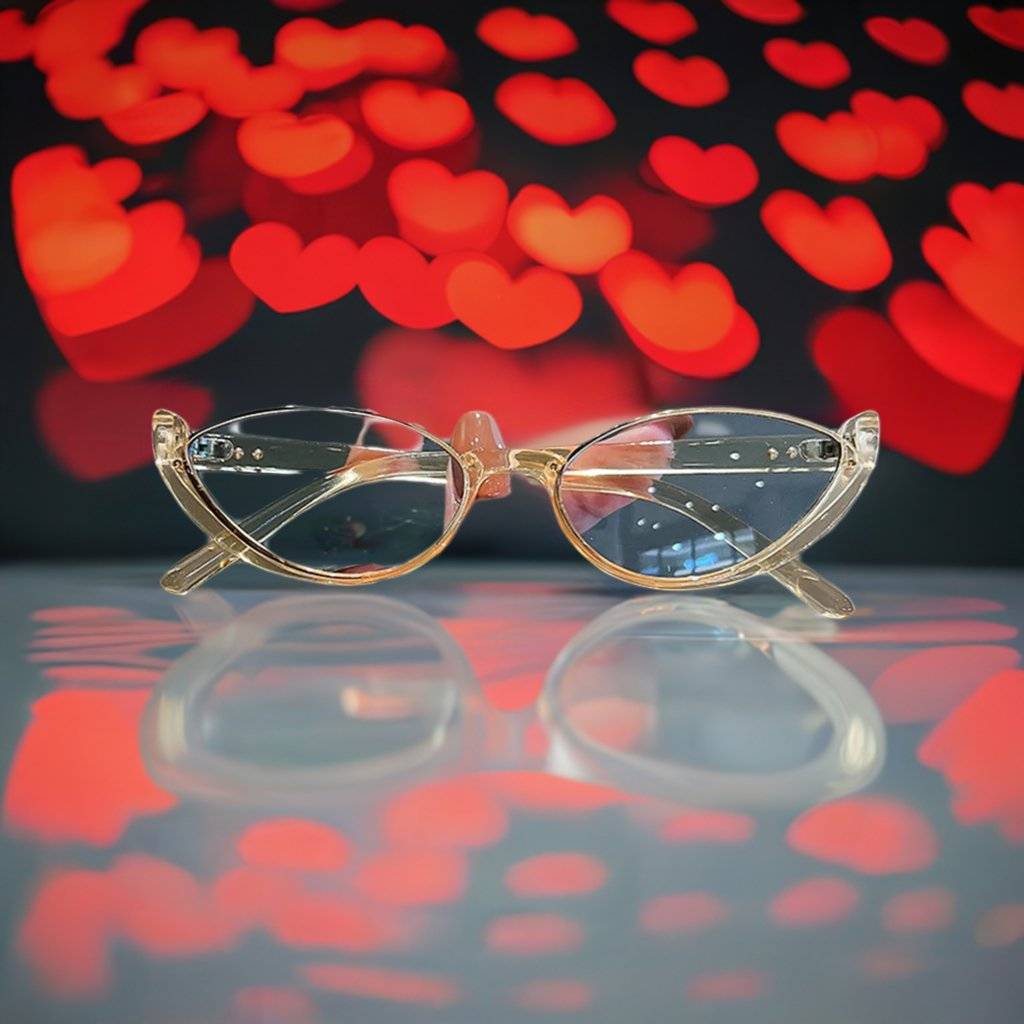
[2,0,1021,566]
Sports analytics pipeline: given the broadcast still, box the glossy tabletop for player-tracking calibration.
[1,562,1022,1023]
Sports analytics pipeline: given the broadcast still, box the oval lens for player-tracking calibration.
[558,412,840,580]
[187,408,464,575]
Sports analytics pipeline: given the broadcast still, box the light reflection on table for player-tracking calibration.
[1,563,1022,1023]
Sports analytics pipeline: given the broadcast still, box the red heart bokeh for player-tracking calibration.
[477,8,578,61]
[633,51,729,107]
[229,221,358,312]
[274,18,363,90]
[203,56,303,119]
[647,136,759,207]
[495,73,615,145]
[968,5,1024,51]
[721,0,804,25]
[776,111,879,182]
[237,111,354,178]
[103,92,208,145]
[357,236,467,328]
[388,158,508,254]
[763,38,850,89]
[446,258,582,349]
[134,18,240,91]
[605,1,697,45]
[864,16,949,66]
[761,191,892,291]
[963,81,1024,140]
[45,58,157,121]
[506,185,632,274]
[360,80,474,151]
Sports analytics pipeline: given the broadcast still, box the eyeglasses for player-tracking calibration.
[152,406,879,617]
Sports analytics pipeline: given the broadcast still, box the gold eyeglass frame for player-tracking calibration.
[152,405,879,618]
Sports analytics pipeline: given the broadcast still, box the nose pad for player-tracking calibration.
[450,410,511,499]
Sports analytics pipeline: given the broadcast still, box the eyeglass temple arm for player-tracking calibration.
[164,435,847,614]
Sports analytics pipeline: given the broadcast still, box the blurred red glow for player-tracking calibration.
[864,16,949,65]
[486,912,584,955]
[861,946,923,978]
[48,257,254,382]
[660,808,756,843]
[238,112,354,178]
[446,259,583,349]
[45,58,157,121]
[361,80,473,151]
[871,645,1021,724]
[35,372,212,480]
[888,281,1023,401]
[686,970,767,1001]
[495,73,615,145]
[768,876,860,927]
[388,158,508,254]
[639,891,728,934]
[353,848,467,906]
[382,777,509,848]
[968,6,1024,50]
[237,819,351,872]
[919,669,1024,844]
[482,771,627,814]
[761,192,891,290]
[231,987,317,1023]
[633,51,729,107]
[922,183,1024,347]
[607,1,697,44]
[44,664,161,685]
[975,903,1024,946]
[763,38,850,89]
[647,136,758,207]
[882,887,956,933]
[42,201,200,336]
[963,81,1024,140]
[357,328,648,443]
[17,868,114,996]
[230,222,358,312]
[135,18,240,91]
[505,852,608,897]
[812,307,1014,473]
[3,690,175,845]
[507,185,632,274]
[103,91,208,144]
[478,8,578,61]
[514,977,593,1013]
[301,963,459,1007]
[787,796,939,874]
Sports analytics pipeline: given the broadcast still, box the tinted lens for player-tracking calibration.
[187,409,464,574]
[558,412,839,579]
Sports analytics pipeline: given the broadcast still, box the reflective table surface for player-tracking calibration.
[1,562,1022,1023]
